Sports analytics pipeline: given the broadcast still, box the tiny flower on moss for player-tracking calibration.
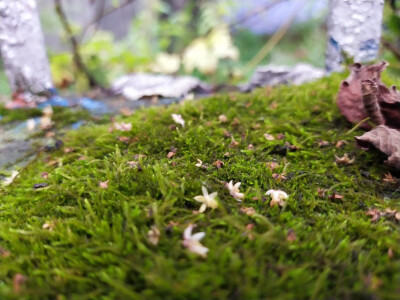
[171,114,185,127]
[182,224,208,257]
[226,180,244,201]
[335,153,355,165]
[194,186,218,213]
[266,189,288,207]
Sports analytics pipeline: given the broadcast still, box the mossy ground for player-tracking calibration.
[1,73,400,300]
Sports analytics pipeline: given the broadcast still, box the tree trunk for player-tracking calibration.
[325,0,384,73]
[0,0,52,94]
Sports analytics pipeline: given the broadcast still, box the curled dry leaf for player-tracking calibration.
[318,140,330,147]
[264,133,275,141]
[272,173,287,181]
[337,61,400,130]
[266,162,279,171]
[240,206,256,216]
[167,151,176,159]
[286,229,297,242]
[113,122,132,132]
[383,172,398,184]
[355,125,400,170]
[99,180,109,189]
[213,160,224,169]
[148,225,160,246]
[229,137,239,148]
[218,114,228,123]
[42,221,55,230]
[335,153,355,165]
[13,273,27,293]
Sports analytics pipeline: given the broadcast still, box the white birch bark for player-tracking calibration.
[0,0,52,94]
[325,0,384,73]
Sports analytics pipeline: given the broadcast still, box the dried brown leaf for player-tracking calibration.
[355,125,400,170]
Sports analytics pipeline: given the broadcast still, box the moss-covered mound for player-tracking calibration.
[1,73,400,299]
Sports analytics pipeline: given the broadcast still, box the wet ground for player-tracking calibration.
[0,95,181,175]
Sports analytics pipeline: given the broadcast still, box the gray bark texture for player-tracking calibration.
[0,0,52,94]
[325,0,384,73]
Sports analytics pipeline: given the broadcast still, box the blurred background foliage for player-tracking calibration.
[1,0,400,95]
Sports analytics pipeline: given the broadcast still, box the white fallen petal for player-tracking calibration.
[3,171,19,186]
[171,114,185,127]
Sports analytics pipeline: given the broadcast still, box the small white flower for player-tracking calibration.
[171,114,185,127]
[227,180,244,201]
[265,189,288,207]
[194,186,218,213]
[182,224,208,257]
[3,171,19,186]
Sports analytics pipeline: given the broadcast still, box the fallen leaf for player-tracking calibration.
[247,144,254,150]
[42,221,55,230]
[229,137,239,148]
[33,183,48,189]
[355,125,400,170]
[272,173,287,181]
[383,172,398,184]
[335,153,355,165]
[99,180,109,189]
[0,247,10,258]
[286,229,297,242]
[218,114,228,123]
[148,225,160,246]
[63,147,74,154]
[167,151,176,159]
[337,61,400,130]
[240,206,256,216]
[264,133,275,141]
[388,247,394,259]
[328,192,344,200]
[335,140,347,148]
[13,273,27,293]
[266,162,279,171]
[232,117,240,126]
[113,122,132,132]
[213,160,224,169]
[318,140,330,147]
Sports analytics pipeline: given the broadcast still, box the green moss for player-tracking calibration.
[1,73,400,299]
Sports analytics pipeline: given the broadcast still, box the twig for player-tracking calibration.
[229,0,287,30]
[243,1,304,74]
[382,38,400,61]
[79,0,136,43]
[54,0,100,88]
